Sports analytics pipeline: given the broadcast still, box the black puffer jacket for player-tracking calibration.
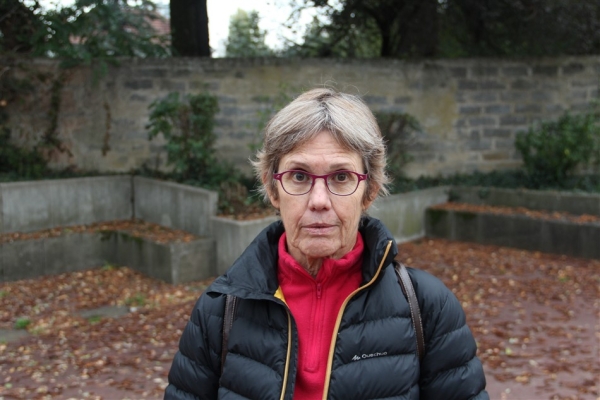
[165,217,488,400]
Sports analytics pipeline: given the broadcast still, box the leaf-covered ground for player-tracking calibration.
[0,238,598,400]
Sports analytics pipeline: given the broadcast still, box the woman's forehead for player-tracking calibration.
[281,131,360,163]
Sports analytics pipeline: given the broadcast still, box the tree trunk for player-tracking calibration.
[170,0,210,57]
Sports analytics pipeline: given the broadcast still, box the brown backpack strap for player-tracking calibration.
[221,294,238,375]
[394,262,425,361]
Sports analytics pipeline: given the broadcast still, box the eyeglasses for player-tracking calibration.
[273,170,368,196]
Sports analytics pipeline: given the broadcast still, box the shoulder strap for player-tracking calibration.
[394,262,425,361]
[221,294,238,375]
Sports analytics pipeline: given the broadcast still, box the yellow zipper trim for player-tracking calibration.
[321,240,394,400]
[274,286,291,400]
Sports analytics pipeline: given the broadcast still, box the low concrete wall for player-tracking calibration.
[370,186,450,243]
[211,216,279,275]
[0,176,132,234]
[134,176,218,237]
[0,230,215,284]
[109,232,216,284]
[425,208,600,259]
[450,186,600,216]
[1,233,111,281]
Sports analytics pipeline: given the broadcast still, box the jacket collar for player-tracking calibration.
[208,216,397,300]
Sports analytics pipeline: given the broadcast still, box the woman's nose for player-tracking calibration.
[308,178,331,209]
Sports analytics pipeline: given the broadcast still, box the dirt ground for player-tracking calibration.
[0,238,598,400]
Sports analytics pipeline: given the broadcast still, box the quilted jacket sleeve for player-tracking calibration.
[411,269,489,400]
[164,292,225,400]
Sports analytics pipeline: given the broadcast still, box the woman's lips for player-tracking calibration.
[303,224,335,235]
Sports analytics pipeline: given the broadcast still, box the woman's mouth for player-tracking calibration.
[303,223,335,235]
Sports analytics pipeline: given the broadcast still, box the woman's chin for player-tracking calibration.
[298,240,343,260]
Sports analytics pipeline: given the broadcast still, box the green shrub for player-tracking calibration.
[515,109,600,188]
[146,90,263,214]
[0,119,49,181]
[147,90,225,184]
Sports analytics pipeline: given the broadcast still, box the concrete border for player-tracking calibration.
[211,215,279,275]
[0,176,133,234]
[0,230,215,284]
[370,186,450,243]
[425,208,600,259]
[133,176,218,237]
[450,186,600,216]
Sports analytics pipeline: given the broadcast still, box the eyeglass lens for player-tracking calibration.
[280,171,360,195]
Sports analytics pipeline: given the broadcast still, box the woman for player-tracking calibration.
[164,88,488,399]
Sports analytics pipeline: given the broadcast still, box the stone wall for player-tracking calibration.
[7,56,599,178]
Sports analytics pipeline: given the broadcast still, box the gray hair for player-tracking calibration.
[252,87,390,203]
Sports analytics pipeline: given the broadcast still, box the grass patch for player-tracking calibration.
[14,318,31,330]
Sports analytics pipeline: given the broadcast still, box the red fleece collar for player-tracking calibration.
[277,231,364,283]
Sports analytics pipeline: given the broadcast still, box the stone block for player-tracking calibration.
[533,66,558,76]
[515,104,542,113]
[123,80,153,90]
[471,92,498,102]
[458,80,478,90]
[448,67,467,78]
[137,69,167,78]
[482,151,510,161]
[459,106,481,115]
[502,67,529,77]
[511,79,537,90]
[480,81,506,90]
[500,115,528,126]
[471,67,499,77]
[562,63,585,75]
[485,105,511,115]
[483,128,511,138]
[468,117,496,127]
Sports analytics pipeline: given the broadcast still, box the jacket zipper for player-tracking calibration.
[274,287,293,400]
[321,240,394,400]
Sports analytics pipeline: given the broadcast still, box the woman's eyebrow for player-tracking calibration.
[283,161,356,171]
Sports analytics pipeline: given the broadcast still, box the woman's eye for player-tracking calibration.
[333,172,349,182]
[292,172,309,182]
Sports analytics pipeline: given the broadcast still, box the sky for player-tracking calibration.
[205,0,309,56]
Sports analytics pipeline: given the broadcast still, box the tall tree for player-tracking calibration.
[0,0,170,61]
[225,9,274,57]
[292,0,599,58]
[298,0,439,58]
[170,0,210,56]
[443,0,600,57]
[0,0,43,53]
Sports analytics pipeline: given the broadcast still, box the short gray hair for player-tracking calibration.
[252,87,389,203]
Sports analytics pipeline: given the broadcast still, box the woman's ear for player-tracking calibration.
[362,183,380,210]
[263,173,280,209]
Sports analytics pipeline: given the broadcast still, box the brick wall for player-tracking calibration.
[6,56,599,178]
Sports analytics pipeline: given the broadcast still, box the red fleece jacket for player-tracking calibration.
[277,232,364,400]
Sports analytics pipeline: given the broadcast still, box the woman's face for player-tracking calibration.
[267,130,375,266]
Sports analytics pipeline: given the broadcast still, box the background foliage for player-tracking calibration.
[284,0,600,58]
[225,9,274,58]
